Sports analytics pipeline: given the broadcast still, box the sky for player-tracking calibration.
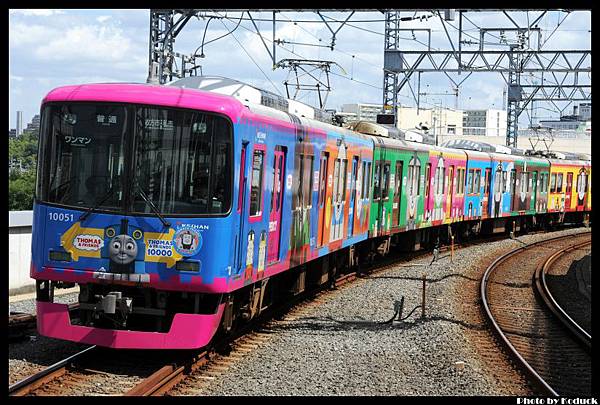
[8,9,591,130]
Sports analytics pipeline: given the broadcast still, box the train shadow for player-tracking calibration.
[364,272,479,284]
[270,314,487,333]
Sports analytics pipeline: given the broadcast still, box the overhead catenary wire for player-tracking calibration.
[218,13,389,99]
[219,19,285,97]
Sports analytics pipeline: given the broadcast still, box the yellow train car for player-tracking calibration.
[548,159,590,213]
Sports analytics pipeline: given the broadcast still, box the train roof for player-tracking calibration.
[168,76,333,124]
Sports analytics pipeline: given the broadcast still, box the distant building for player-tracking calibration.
[462,109,507,136]
[539,103,591,133]
[340,103,382,123]
[8,129,17,138]
[538,120,582,131]
[25,114,40,133]
[340,103,465,137]
[579,103,591,121]
[396,106,464,136]
[16,111,23,137]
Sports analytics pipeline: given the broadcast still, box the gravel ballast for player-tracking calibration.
[182,227,588,396]
[9,227,589,395]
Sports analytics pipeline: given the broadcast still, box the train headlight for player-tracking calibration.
[175,260,201,272]
[49,250,72,262]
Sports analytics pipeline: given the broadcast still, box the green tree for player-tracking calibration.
[9,169,37,210]
[9,131,39,210]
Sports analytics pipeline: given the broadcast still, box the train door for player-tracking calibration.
[348,156,359,238]
[530,171,538,212]
[291,152,313,266]
[330,143,347,242]
[510,168,518,212]
[423,162,431,222]
[406,156,421,228]
[492,163,503,218]
[267,148,285,264]
[446,165,455,219]
[392,160,403,226]
[482,168,491,217]
[317,152,329,246]
[564,172,573,210]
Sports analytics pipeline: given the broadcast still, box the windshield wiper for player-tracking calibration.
[79,185,116,221]
[135,186,171,228]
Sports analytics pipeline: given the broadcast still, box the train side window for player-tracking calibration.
[453,167,459,194]
[302,155,314,208]
[395,161,404,196]
[318,152,329,207]
[249,148,265,217]
[557,173,563,192]
[510,169,517,195]
[550,173,556,192]
[467,169,473,194]
[237,145,247,213]
[416,163,422,196]
[502,171,508,193]
[382,163,391,200]
[565,172,573,193]
[454,167,459,194]
[440,166,445,194]
[270,153,277,213]
[424,163,431,199]
[373,162,381,200]
[332,159,340,204]
[474,169,481,193]
[360,161,366,197]
[340,158,347,203]
[365,162,371,200]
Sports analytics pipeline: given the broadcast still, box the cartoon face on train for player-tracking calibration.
[433,156,445,222]
[108,234,138,265]
[577,168,588,206]
[406,155,420,227]
[104,223,144,268]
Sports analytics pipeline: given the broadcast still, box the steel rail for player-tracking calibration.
[534,239,592,350]
[8,345,98,396]
[480,232,590,397]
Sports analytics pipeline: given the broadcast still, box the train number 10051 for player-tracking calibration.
[48,212,75,222]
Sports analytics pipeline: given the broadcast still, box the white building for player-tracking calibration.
[16,111,23,137]
[340,103,465,136]
[340,103,382,122]
[396,106,464,136]
[462,109,507,137]
[25,114,40,133]
[579,103,591,121]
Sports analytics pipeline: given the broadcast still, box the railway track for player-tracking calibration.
[9,225,588,396]
[122,229,562,396]
[8,346,98,396]
[8,344,177,396]
[481,231,592,396]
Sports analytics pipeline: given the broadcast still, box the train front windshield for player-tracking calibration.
[37,103,233,216]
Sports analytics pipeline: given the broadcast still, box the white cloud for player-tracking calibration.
[96,15,111,24]
[10,9,65,17]
[9,23,60,46]
[34,25,135,63]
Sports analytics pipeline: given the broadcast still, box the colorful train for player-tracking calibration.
[31,77,591,349]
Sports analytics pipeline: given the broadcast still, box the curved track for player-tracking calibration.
[481,231,592,396]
